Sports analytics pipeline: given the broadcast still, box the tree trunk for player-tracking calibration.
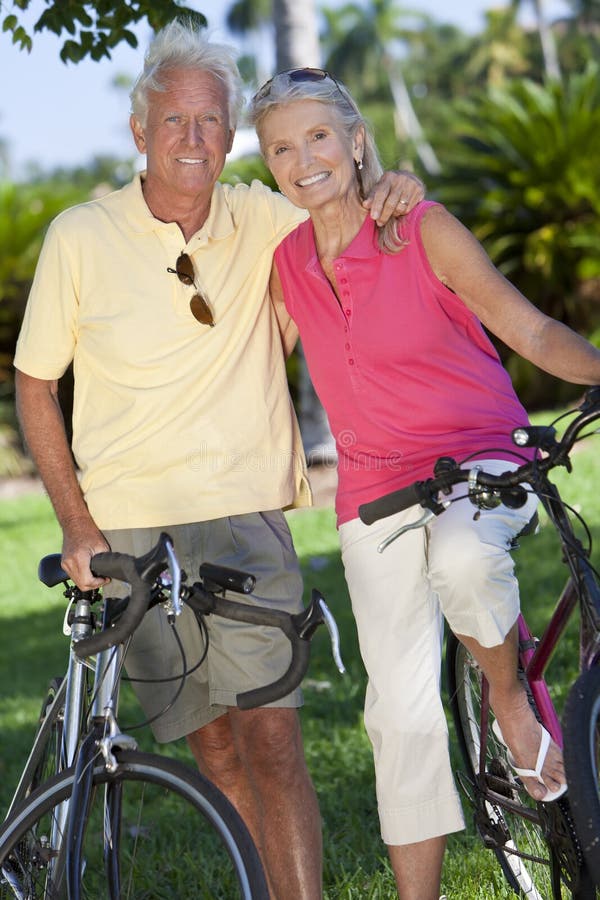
[383,54,441,175]
[533,0,562,80]
[273,0,320,70]
[272,0,336,461]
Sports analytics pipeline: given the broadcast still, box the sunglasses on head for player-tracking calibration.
[167,252,215,327]
[252,67,345,103]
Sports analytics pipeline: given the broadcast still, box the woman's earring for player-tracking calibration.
[355,158,363,171]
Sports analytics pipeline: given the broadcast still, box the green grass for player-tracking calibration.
[0,428,598,897]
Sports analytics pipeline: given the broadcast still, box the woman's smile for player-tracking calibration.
[295,170,332,188]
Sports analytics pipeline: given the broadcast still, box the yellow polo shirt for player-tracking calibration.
[15,175,311,529]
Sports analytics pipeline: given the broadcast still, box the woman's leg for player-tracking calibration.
[340,511,464,897]
[428,463,564,800]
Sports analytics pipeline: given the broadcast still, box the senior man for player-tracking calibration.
[14,19,422,899]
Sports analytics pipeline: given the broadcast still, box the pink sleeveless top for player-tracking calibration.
[275,201,532,525]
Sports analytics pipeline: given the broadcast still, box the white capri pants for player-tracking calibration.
[338,460,539,846]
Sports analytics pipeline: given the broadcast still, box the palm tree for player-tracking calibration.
[321,0,440,174]
[510,0,562,80]
[227,0,335,460]
[273,0,321,68]
[465,6,530,87]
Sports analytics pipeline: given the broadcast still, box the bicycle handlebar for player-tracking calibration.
[73,532,173,658]
[359,386,600,527]
[70,534,342,709]
[183,583,339,708]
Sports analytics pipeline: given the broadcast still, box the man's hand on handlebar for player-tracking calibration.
[61,516,110,591]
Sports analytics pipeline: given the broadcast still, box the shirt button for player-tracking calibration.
[345,343,350,350]
[348,359,355,365]
[345,309,351,316]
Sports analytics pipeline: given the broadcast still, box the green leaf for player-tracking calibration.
[59,39,85,63]
[2,15,18,32]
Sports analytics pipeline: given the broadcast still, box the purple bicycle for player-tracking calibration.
[359,386,600,899]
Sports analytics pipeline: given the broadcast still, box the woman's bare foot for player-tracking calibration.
[490,689,566,801]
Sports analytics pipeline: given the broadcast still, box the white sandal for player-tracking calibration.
[492,720,568,802]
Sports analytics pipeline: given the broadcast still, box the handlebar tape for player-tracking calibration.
[236,640,311,709]
[358,483,422,525]
[73,552,151,658]
[185,589,311,710]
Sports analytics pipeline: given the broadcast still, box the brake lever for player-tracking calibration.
[318,595,346,675]
[164,539,182,620]
[293,589,346,675]
[377,507,439,553]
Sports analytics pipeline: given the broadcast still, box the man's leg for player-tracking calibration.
[456,625,565,800]
[187,706,322,900]
[388,835,446,900]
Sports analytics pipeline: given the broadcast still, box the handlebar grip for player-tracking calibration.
[73,553,149,658]
[185,589,313,710]
[73,533,173,658]
[236,639,311,710]
[359,483,422,525]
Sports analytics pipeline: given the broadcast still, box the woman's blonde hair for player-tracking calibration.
[248,70,405,254]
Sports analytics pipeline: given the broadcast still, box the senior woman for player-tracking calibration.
[248,69,600,899]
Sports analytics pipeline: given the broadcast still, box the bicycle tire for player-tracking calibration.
[446,632,592,900]
[0,750,268,900]
[563,665,600,887]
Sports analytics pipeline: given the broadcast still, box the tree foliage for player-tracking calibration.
[1,0,205,62]
[435,63,600,407]
[2,0,600,422]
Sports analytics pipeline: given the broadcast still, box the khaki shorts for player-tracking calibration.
[103,510,304,742]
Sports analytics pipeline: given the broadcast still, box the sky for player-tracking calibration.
[0,0,570,177]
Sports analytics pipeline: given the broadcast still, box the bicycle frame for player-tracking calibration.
[463,471,600,895]
[518,472,600,744]
[4,590,96,824]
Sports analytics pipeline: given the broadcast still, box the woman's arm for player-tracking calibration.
[421,205,600,385]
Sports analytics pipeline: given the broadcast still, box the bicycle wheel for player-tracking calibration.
[446,632,591,900]
[0,751,268,900]
[563,665,600,887]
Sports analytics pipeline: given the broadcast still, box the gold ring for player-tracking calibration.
[399,197,409,205]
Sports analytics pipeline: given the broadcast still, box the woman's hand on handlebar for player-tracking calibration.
[61,516,111,591]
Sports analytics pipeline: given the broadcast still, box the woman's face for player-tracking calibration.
[260,99,363,212]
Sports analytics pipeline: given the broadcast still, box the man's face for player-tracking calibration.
[130,67,235,200]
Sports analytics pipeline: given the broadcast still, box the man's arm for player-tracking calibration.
[363,171,425,225]
[15,369,109,589]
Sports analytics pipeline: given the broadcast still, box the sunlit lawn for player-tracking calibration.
[0,423,598,897]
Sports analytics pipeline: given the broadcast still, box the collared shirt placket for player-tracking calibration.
[334,259,363,391]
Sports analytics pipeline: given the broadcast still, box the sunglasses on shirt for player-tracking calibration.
[168,252,215,327]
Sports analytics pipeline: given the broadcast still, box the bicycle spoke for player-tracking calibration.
[447,633,585,900]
